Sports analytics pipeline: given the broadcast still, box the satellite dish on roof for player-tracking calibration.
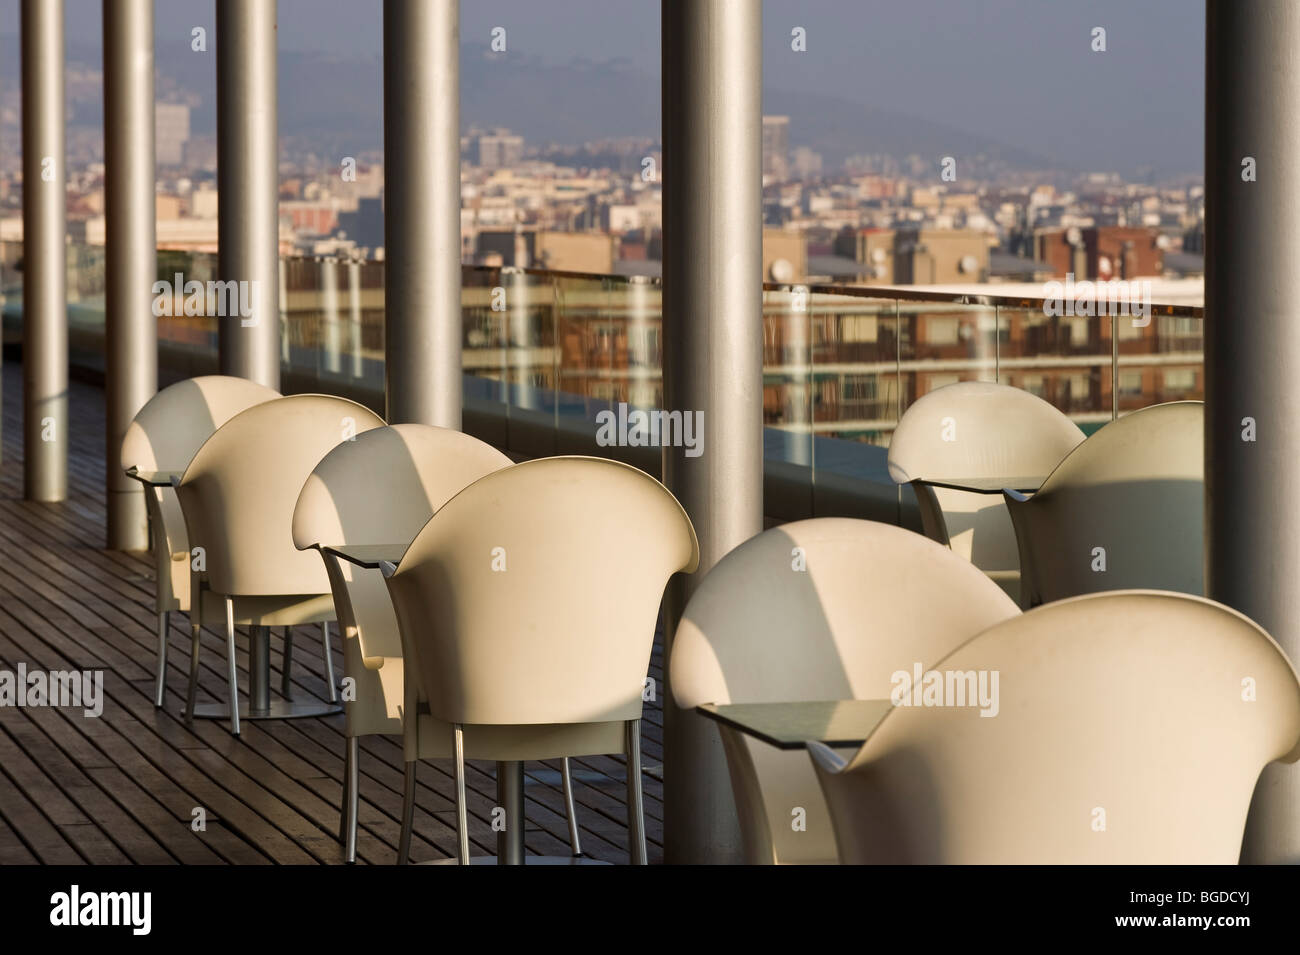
[870,247,887,264]
[1156,234,1172,250]
[769,258,794,283]
[1066,226,1083,246]
[958,254,978,274]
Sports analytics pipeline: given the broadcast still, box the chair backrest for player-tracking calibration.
[292,423,513,553]
[1006,400,1202,606]
[812,591,1300,864]
[176,394,385,597]
[291,424,513,670]
[670,518,1020,864]
[121,375,281,471]
[385,456,699,726]
[887,381,1084,575]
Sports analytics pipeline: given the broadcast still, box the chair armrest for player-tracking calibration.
[1003,487,1030,504]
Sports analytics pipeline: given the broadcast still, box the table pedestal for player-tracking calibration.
[497,760,526,865]
[190,624,342,721]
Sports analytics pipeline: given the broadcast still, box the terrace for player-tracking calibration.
[0,0,1297,878]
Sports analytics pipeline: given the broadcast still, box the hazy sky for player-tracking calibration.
[3,0,1204,174]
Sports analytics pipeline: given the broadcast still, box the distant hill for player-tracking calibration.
[3,37,1063,173]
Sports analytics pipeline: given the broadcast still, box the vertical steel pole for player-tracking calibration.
[104,0,157,549]
[21,0,67,503]
[1206,0,1300,864]
[661,0,762,864]
[383,0,461,428]
[216,0,280,388]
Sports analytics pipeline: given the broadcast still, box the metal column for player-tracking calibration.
[661,0,763,864]
[21,0,67,503]
[104,0,158,549]
[383,0,461,428]
[216,0,280,388]
[1206,0,1300,864]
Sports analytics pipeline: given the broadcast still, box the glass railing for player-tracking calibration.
[0,240,1204,521]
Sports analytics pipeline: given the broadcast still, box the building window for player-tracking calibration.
[926,316,959,345]
[1163,368,1195,393]
[1119,370,1144,397]
[841,374,877,402]
[840,315,879,343]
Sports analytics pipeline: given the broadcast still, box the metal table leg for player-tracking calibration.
[497,760,526,865]
[191,623,343,722]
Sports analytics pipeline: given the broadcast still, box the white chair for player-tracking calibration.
[887,381,1084,603]
[383,456,698,863]
[175,393,385,733]
[1004,400,1203,607]
[810,591,1300,863]
[292,423,587,864]
[120,375,280,707]
[670,518,1019,863]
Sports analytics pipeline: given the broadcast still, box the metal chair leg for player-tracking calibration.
[184,615,202,721]
[339,737,351,843]
[154,610,169,708]
[225,598,241,736]
[321,621,338,703]
[453,725,470,864]
[344,736,359,864]
[625,719,647,865]
[561,757,582,856]
[280,626,294,700]
[397,759,416,865]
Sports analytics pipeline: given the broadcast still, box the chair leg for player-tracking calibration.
[184,615,202,721]
[625,719,647,865]
[339,737,351,843]
[561,757,582,857]
[281,626,294,700]
[154,610,169,708]
[397,759,416,865]
[453,724,470,865]
[321,621,338,703]
[344,736,359,864]
[225,598,240,736]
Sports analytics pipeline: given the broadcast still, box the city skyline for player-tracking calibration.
[0,0,1204,178]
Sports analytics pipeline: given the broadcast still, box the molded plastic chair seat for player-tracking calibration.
[887,381,1084,604]
[1005,400,1203,607]
[384,456,699,864]
[293,423,593,863]
[176,393,386,734]
[120,375,281,707]
[810,591,1300,864]
[670,518,1019,864]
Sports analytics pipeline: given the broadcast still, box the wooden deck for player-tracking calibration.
[0,364,662,864]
